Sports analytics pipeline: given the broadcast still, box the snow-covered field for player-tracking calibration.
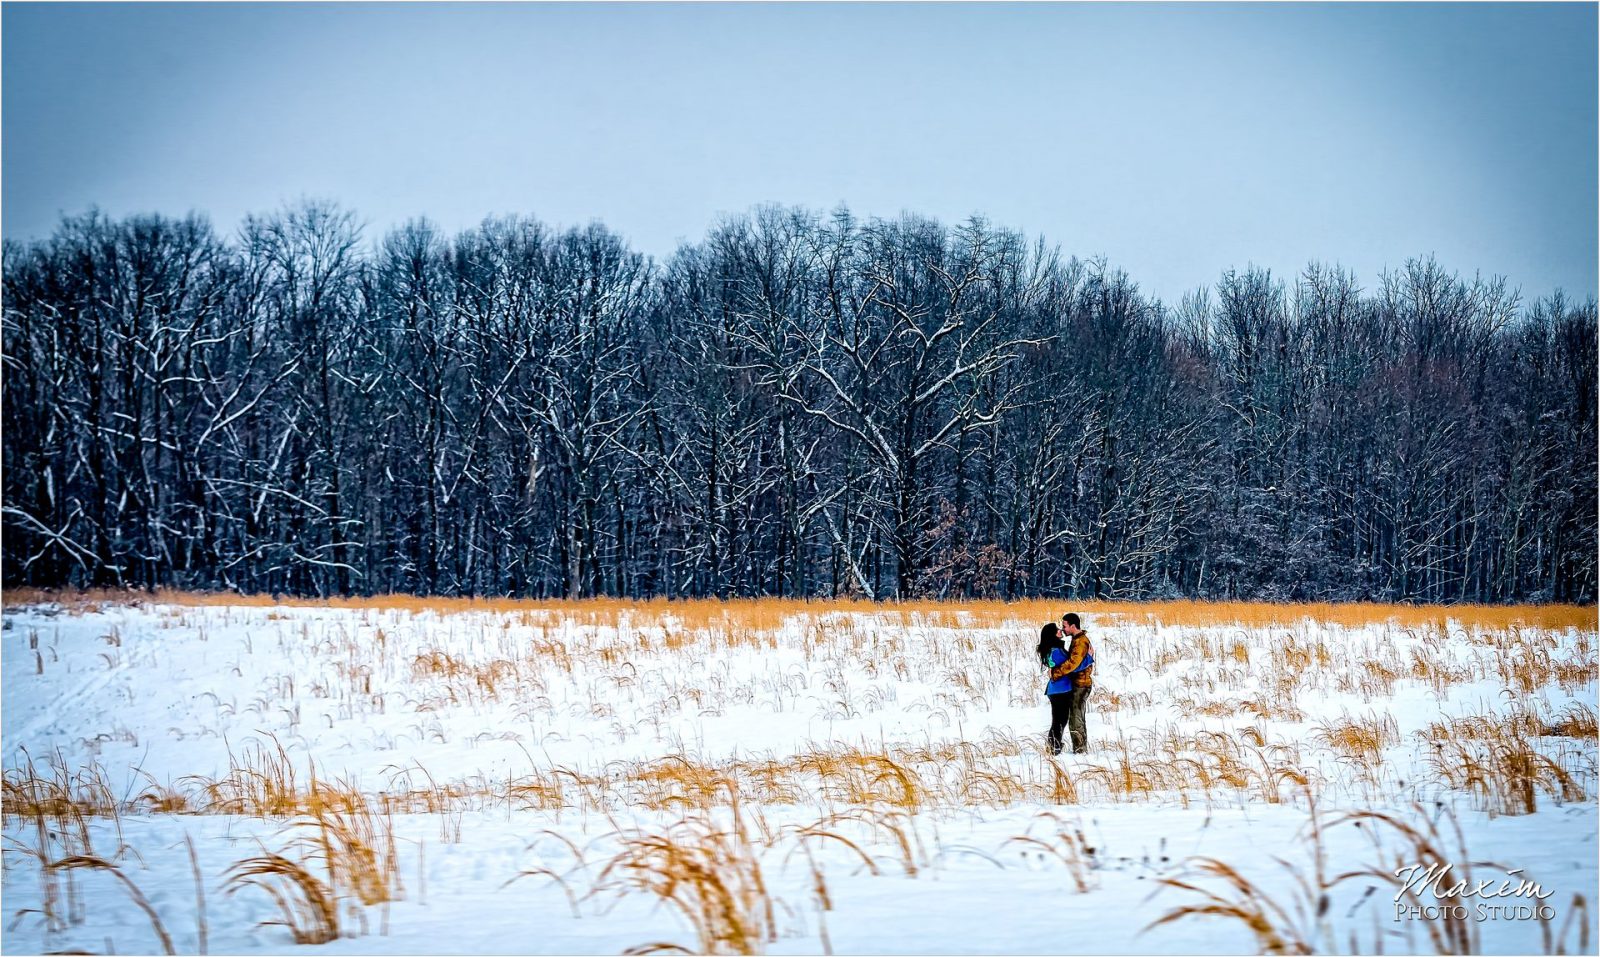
[3,599,1596,955]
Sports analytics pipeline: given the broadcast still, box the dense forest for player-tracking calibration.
[3,203,1595,602]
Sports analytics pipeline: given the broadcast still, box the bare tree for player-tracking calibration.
[5,205,1592,604]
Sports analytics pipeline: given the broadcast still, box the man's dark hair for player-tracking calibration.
[1062,613,1081,629]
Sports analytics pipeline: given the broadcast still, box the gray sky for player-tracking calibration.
[4,2,1595,304]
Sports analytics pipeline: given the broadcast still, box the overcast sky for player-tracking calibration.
[4,2,1595,304]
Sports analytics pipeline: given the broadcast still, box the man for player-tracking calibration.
[1049,612,1095,753]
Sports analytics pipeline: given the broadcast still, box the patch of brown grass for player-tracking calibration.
[1145,798,1570,955]
[192,735,307,816]
[9,586,1594,633]
[1004,811,1100,893]
[1311,711,1399,764]
[298,778,403,906]
[224,851,340,944]
[51,855,177,955]
[589,795,777,955]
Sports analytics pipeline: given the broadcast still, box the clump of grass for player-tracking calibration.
[298,778,403,906]
[506,766,573,812]
[1488,626,1598,696]
[1146,793,1343,955]
[134,773,192,814]
[1311,711,1399,764]
[5,806,72,936]
[796,749,924,811]
[1075,741,1160,801]
[1419,711,1589,816]
[2,749,119,824]
[1148,855,1325,955]
[1545,702,1598,739]
[224,851,340,944]
[4,804,167,949]
[2,748,134,939]
[1147,792,1334,952]
[620,756,739,812]
[1004,811,1100,893]
[1330,806,1482,954]
[507,830,591,919]
[1150,799,1585,955]
[589,795,777,955]
[196,735,307,816]
[50,855,177,955]
[807,803,925,877]
[220,774,399,945]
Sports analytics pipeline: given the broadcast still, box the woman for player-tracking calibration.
[1037,622,1072,756]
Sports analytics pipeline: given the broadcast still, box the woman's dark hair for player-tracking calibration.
[1036,622,1063,668]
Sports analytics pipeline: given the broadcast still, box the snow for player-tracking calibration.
[3,602,1596,955]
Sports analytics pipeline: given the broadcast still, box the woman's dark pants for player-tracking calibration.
[1047,692,1071,755]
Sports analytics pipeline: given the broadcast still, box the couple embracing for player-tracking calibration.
[1035,612,1094,756]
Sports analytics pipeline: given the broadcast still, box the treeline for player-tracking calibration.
[3,203,1595,602]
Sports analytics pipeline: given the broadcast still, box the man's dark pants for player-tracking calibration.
[1065,685,1092,753]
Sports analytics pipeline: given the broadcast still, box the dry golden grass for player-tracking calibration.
[298,778,403,907]
[193,736,307,817]
[1420,714,1589,817]
[8,597,1594,824]
[14,709,1586,824]
[2,750,119,826]
[1329,806,1493,954]
[135,773,193,815]
[588,795,778,955]
[1349,806,1588,956]
[1144,798,1597,955]
[223,851,340,944]
[1547,703,1599,739]
[1,748,127,917]
[212,768,403,944]
[8,586,1595,633]
[50,855,177,955]
[1311,712,1400,764]
[1,774,185,953]
[1148,790,1333,955]
[186,834,208,957]
[5,807,73,935]
[1004,811,1100,893]
[1150,854,1324,955]
[520,797,932,954]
